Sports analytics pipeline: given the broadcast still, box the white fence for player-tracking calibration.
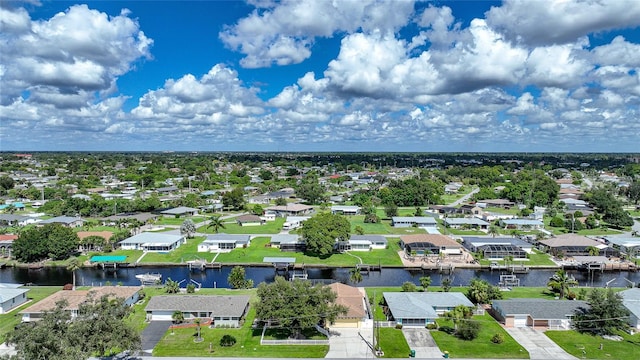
[259,325,329,345]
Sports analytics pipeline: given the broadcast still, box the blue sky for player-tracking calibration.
[1,0,639,152]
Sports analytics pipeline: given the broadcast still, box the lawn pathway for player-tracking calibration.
[344,251,363,264]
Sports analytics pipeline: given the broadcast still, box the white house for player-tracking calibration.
[0,284,29,314]
[330,205,361,215]
[336,235,387,251]
[119,232,185,252]
[282,216,311,230]
[198,234,251,252]
[145,295,250,327]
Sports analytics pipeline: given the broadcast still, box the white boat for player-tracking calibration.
[135,273,162,285]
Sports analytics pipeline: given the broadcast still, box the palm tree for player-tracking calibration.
[547,269,578,299]
[419,276,432,292]
[207,215,226,234]
[172,310,184,324]
[349,266,363,284]
[66,257,80,290]
[586,246,600,256]
[194,318,203,342]
[488,225,499,238]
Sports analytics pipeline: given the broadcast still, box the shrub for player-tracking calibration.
[401,281,417,292]
[426,323,437,330]
[395,323,403,329]
[439,326,455,335]
[63,284,73,290]
[491,333,504,344]
[456,320,480,340]
[220,334,236,347]
[186,283,196,293]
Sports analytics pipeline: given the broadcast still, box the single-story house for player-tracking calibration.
[161,206,199,217]
[336,235,387,252]
[119,232,185,252]
[500,219,544,230]
[76,231,114,252]
[38,216,84,228]
[269,234,306,252]
[391,217,438,228]
[331,205,361,215]
[0,284,29,314]
[476,199,515,209]
[20,286,141,322]
[328,283,367,328]
[491,299,588,329]
[100,212,159,225]
[198,234,251,252]
[462,237,533,260]
[383,292,474,327]
[400,234,463,255]
[0,235,16,257]
[235,214,265,226]
[620,288,640,329]
[604,237,640,259]
[538,234,613,257]
[0,214,33,227]
[265,204,314,217]
[458,204,483,216]
[282,216,310,230]
[443,217,490,230]
[145,295,250,327]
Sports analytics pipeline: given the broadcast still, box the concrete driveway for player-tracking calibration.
[505,327,577,359]
[402,328,443,359]
[325,327,375,358]
[141,321,172,354]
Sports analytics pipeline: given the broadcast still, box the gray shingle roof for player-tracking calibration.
[620,288,640,320]
[145,295,250,317]
[383,292,473,320]
[492,299,588,320]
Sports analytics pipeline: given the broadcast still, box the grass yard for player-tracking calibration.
[577,228,623,236]
[431,314,528,359]
[214,237,403,266]
[202,218,286,235]
[545,330,640,360]
[140,236,217,263]
[378,327,411,358]
[349,216,427,235]
[151,291,328,357]
[0,286,61,342]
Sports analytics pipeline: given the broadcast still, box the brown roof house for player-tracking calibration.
[20,286,141,322]
[327,282,368,328]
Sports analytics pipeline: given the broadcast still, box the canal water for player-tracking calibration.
[2,266,640,289]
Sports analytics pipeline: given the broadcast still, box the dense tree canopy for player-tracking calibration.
[12,224,78,263]
[222,187,245,210]
[255,277,346,337]
[6,295,140,360]
[586,187,634,228]
[573,288,629,335]
[295,174,326,205]
[500,169,559,207]
[299,213,350,256]
[466,278,503,304]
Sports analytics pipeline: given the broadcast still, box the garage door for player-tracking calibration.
[514,315,527,327]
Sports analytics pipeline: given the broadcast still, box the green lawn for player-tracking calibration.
[546,330,640,360]
[202,218,286,234]
[151,289,328,357]
[215,237,403,266]
[156,216,206,226]
[431,314,528,359]
[0,286,61,342]
[349,216,427,235]
[577,228,623,236]
[378,327,411,358]
[140,236,217,263]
